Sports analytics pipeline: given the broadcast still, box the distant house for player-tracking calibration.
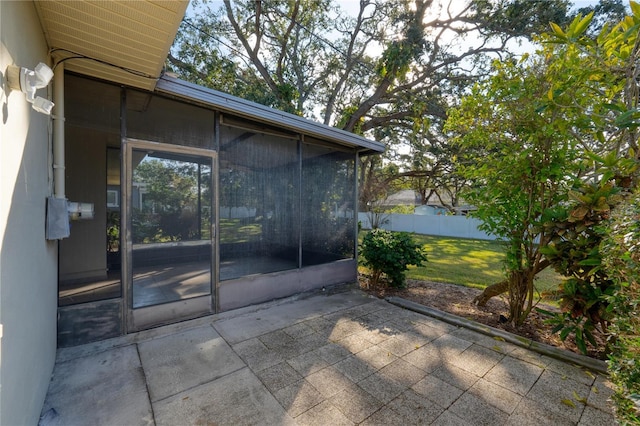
[0,2,383,423]
[382,189,421,206]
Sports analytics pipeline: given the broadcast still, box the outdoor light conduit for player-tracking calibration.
[53,63,65,199]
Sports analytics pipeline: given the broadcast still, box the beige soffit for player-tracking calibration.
[34,0,188,91]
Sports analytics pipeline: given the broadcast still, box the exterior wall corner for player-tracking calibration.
[0,1,58,424]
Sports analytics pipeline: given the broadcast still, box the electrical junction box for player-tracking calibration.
[67,201,94,220]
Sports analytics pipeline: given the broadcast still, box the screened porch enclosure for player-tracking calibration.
[219,123,356,280]
[57,74,377,346]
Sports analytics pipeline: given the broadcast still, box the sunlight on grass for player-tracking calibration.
[359,231,564,303]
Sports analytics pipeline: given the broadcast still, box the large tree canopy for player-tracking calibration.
[169,0,601,205]
[172,0,570,121]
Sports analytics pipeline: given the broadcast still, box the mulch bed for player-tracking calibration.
[359,277,608,360]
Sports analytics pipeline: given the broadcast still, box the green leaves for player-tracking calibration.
[614,108,640,130]
[360,229,427,288]
[569,12,594,38]
[539,306,600,356]
[601,188,640,424]
[549,22,566,39]
[444,22,596,326]
[549,12,593,41]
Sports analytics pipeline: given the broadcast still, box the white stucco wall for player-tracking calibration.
[0,1,58,424]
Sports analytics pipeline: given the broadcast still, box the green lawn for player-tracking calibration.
[219,218,262,243]
[359,232,564,300]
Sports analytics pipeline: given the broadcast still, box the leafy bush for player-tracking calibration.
[360,229,427,288]
[601,190,640,424]
[387,204,416,215]
[538,182,621,354]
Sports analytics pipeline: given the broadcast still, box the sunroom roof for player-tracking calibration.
[156,76,385,155]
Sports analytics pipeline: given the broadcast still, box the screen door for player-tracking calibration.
[123,139,216,331]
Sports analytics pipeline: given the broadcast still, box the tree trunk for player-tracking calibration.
[473,279,509,306]
[473,259,551,307]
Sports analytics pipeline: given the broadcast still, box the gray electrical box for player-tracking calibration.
[46,197,70,240]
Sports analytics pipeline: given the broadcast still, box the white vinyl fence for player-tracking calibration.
[358,212,495,241]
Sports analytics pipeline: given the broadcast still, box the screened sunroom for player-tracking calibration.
[57,73,383,346]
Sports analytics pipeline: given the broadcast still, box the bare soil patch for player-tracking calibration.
[360,278,607,360]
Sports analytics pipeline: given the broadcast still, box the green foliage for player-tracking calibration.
[447,1,640,333]
[360,229,427,288]
[574,0,628,36]
[532,2,640,365]
[133,158,209,243]
[336,105,364,135]
[538,182,622,354]
[369,233,563,294]
[472,0,572,39]
[171,0,590,214]
[445,52,582,325]
[543,1,640,160]
[106,210,120,252]
[386,204,416,215]
[358,232,564,308]
[538,307,599,355]
[601,189,640,424]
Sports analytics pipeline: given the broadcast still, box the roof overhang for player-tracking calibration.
[156,76,385,155]
[34,0,188,91]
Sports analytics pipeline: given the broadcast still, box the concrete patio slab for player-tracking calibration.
[273,379,326,418]
[138,324,245,402]
[431,410,469,426]
[212,289,374,344]
[39,288,617,425]
[448,343,505,376]
[525,369,591,424]
[40,345,153,426]
[387,389,445,424]
[483,354,545,396]
[448,392,510,425]
[467,378,523,414]
[329,384,384,423]
[152,367,295,426]
[578,406,617,426]
[333,355,376,382]
[412,374,465,408]
[588,375,616,412]
[506,397,576,426]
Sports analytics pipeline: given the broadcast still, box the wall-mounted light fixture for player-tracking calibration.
[6,62,55,115]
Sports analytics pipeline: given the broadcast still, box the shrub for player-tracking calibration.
[360,229,427,288]
[538,182,621,354]
[387,204,416,215]
[601,190,640,424]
